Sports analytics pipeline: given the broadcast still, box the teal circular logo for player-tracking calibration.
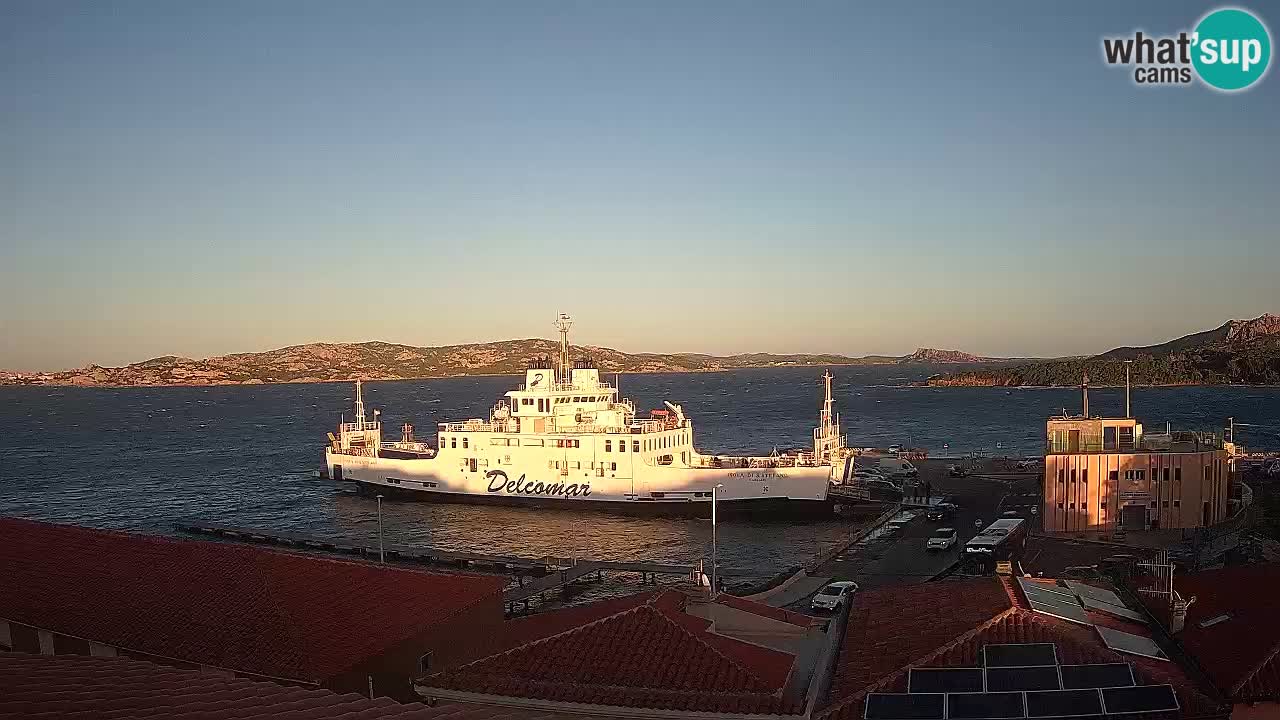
[1192,8,1271,91]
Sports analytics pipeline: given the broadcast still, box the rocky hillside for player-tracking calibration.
[930,314,1280,387]
[2,339,1028,388]
[903,348,994,363]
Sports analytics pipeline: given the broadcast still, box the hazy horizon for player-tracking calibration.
[8,310,1278,373]
[5,1,1278,371]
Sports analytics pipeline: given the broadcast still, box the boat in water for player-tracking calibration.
[324,315,852,517]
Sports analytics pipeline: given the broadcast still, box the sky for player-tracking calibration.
[2,1,1277,371]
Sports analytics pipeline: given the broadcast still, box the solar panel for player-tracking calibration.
[1019,578,1076,599]
[1028,597,1092,626]
[1021,583,1078,606]
[1063,581,1126,607]
[987,665,1063,691]
[864,693,946,720]
[1100,685,1179,715]
[947,691,1027,719]
[1059,663,1135,690]
[1025,689,1105,718]
[908,668,985,693]
[1095,626,1169,661]
[984,643,1059,667]
[1078,595,1147,623]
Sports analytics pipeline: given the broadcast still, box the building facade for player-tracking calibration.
[1043,416,1232,533]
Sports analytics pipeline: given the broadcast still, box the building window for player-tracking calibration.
[1174,500,1180,508]
[419,652,432,674]
[1082,470,1087,485]
[462,437,468,449]
[450,438,456,449]
[1068,502,1075,509]
[620,441,626,453]
[1164,467,1171,483]
[1109,470,1118,482]
[1057,503,1064,509]
[605,439,611,452]
[1150,501,1158,508]
[611,462,617,471]
[1057,469,1064,484]
[1162,501,1170,508]
[633,440,639,453]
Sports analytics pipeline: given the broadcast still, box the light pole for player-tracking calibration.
[1124,360,1133,418]
[376,494,385,564]
[711,484,724,596]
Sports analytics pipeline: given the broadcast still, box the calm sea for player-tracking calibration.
[2,366,1276,592]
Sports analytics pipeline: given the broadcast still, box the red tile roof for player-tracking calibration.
[424,589,803,714]
[0,518,506,683]
[826,576,1015,709]
[819,576,1224,720]
[0,651,575,720]
[1173,562,1280,701]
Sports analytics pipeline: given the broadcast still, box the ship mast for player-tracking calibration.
[354,378,366,429]
[554,313,573,385]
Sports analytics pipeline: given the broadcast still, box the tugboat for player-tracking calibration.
[325,315,851,517]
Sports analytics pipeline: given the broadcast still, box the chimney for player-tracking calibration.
[1170,592,1194,634]
[1082,372,1090,418]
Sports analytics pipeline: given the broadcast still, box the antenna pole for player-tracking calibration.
[1081,372,1089,418]
[355,379,365,428]
[554,313,573,385]
[1124,360,1132,418]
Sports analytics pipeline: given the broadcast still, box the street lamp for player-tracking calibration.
[711,484,724,597]
[376,494,385,564]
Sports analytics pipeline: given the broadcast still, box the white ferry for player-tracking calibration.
[325,315,852,517]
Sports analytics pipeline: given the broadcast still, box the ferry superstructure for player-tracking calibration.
[325,315,851,516]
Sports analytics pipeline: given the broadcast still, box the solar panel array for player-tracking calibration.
[866,643,1180,720]
[1096,626,1170,661]
[1015,578,1167,657]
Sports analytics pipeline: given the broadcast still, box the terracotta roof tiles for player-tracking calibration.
[1173,562,1280,701]
[0,651,578,720]
[0,518,506,683]
[424,589,803,714]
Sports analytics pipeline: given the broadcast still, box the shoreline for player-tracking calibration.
[2,369,1278,392]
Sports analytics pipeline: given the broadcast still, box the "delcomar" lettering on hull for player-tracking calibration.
[486,469,592,498]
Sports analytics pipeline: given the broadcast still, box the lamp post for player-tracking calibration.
[711,484,724,596]
[376,494,385,564]
[1124,360,1133,418]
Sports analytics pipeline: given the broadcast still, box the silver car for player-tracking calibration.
[810,580,860,612]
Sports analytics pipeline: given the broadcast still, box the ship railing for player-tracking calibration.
[338,421,381,434]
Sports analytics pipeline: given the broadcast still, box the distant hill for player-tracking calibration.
[930,314,1280,387]
[1,340,1024,388]
[903,348,997,363]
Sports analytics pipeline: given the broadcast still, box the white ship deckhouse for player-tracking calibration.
[325,315,849,516]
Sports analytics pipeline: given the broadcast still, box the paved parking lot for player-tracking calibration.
[789,461,1041,612]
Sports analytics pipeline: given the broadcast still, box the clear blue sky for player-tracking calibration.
[3,1,1277,370]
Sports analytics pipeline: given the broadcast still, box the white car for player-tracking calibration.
[811,581,860,612]
[927,527,958,552]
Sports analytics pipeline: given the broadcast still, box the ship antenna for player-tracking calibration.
[355,378,365,428]
[554,313,573,384]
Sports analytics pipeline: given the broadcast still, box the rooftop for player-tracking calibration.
[0,651,574,720]
[0,517,507,683]
[419,589,821,715]
[1170,562,1280,702]
[819,576,1224,720]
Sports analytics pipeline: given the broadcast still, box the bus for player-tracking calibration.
[963,517,1028,573]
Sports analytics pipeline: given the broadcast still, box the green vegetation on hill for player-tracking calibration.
[931,315,1280,387]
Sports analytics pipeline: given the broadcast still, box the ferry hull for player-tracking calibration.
[348,479,834,519]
